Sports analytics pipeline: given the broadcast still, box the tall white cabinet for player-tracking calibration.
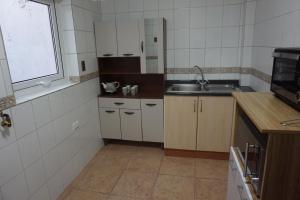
[94,18,165,73]
[116,19,140,57]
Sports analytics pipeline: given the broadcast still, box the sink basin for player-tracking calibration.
[167,83,237,94]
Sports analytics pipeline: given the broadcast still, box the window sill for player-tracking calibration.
[15,79,78,105]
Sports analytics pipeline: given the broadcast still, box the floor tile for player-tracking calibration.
[196,159,228,180]
[127,156,162,174]
[63,189,108,200]
[112,171,157,199]
[74,164,123,194]
[134,147,164,159]
[108,195,144,200]
[159,156,195,177]
[152,175,195,200]
[195,178,227,200]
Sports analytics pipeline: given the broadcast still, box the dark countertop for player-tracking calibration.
[164,80,254,96]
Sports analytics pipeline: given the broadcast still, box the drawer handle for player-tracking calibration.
[124,112,135,115]
[105,110,115,114]
[114,102,124,106]
[146,103,157,107]
[123,53,134,56]
[103,53,113,57]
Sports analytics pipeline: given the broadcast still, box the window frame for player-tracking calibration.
[4,0,64,91]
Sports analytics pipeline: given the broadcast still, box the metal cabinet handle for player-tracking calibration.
[0,112,12,128]
[141,41,144,53]
[146,103,156,107]
[124,112,135,115]
[114,102,124,106]
[103,53,113,57]
[123,53,134,56]
[200,100,203,112]
[105,110,115,114]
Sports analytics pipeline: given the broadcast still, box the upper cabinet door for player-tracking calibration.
[197,97,234,152]
[164,96,198,150]
[94,21,118,57]
[140,18,165,74]
[116,19,140,57]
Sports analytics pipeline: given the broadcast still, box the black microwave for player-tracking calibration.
[271,48,300,111]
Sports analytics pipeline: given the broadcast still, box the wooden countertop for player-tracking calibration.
[232,92,300,134]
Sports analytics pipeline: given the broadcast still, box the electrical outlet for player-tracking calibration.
[81,60,86,72]
[72,121,79,131]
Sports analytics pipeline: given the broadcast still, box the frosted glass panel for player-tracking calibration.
[0,0,58,83]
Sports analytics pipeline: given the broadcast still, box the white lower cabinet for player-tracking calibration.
[227,147,253,200]
[99,98,163,142]
[99,108,121,139]
[141,99,164,142]
[120,109,142,141]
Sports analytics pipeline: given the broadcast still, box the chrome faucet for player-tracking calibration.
[193,65,209,90]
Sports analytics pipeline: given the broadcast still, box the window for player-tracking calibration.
[0,0,63,90]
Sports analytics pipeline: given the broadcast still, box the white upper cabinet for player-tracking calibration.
[94,21,118,57]
[116,19,141,57]
[140,18,165,74]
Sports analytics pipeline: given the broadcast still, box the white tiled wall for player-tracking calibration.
[101,0,244,70]
[56,0,101,77]
[0,29,13,99]
[0,79,102,200]
[250,0,300,91]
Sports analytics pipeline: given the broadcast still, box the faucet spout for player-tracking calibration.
[193,65,208,90]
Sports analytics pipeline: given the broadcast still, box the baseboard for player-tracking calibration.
[164,148,229,160]
[103,139,164,148]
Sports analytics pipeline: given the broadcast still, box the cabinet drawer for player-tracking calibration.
[99,108,121,139]
[141,99,163,142]
[99,98,141,109]
[120,109,142,141]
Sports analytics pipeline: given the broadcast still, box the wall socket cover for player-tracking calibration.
[72,121,79,131]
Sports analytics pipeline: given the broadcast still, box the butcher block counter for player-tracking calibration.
[232,92,300,200]
[232,92,300,134]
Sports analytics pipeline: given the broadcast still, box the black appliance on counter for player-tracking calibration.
[271,48,300,111]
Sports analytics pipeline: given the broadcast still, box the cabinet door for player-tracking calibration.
[141,99,163,142]
[120,109,142,141]
[140,18,165,74]
[94,21,117,57]
[164,96,198,150]
[116,19,140,57]
[99,108,121,139]
[197,97,234,152]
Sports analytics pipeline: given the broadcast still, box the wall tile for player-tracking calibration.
[205,48,221,67]
[1,173,29,200]
[223,5,241,26]
[129,0,144,11]
[221,48,239,67]
[190,29,206,48]
[190,49,205,67]
[174,0,189,9]
[174,29,189,49]
[206,6,223,27]
[158,0,174,10]
[24,158,46,195]
[37,122,57,155]
[47,172,63,200]
[32,96,51,128]
[206,28,222,48]
[222,27,240,47]
[101,0,115,14]
[115,0,129,13]
[18,131,42,168]
[174,49,189,67]
[190,7,206,28]
[0,143,23,186]
[30,185,50,200]
[43,147,61,180]
[11,102,35,139]
[49,90,65,120]
[143,0,158,10]
[0,30,6,60]
[174,8,189,29]
[190,0,205,7]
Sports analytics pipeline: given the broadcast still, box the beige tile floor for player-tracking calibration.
[60,144,228,200]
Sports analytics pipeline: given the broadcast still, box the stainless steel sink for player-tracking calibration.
[166,83,238,94]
